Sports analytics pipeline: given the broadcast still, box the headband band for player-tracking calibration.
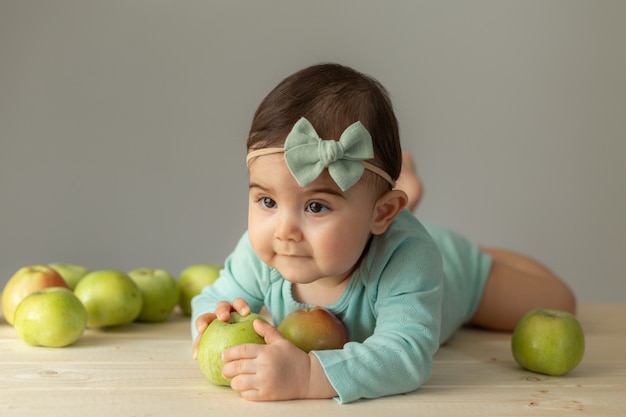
[246,118,396,191]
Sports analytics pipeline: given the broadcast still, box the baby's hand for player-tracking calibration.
[221,319,312,401]
[192,298,251,359]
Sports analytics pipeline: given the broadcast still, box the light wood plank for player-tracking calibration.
[1,361,622,391]
[2,386,624,417]
[0,303,624,416]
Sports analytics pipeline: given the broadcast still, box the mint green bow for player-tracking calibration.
[283,118,374,191]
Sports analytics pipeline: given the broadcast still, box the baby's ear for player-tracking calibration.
[371,189,408,235]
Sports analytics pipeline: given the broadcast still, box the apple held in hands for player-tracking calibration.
[197,312,267,386]
[511,308,585,376]
[74,270,143,329]
[49,262,90,290]
[128,268,180,322]
[177,264,222,316]
[14,287,87,347]
[2,265,68,325]
[277,306,349,353]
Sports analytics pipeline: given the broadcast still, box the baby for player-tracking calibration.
[191,63,575,403]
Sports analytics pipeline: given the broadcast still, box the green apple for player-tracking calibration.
[511,308,585,376]
[13,287,87,347]
[177,264,222,316]
[128,268,180,322]
[49,262,90,290]
[197,312,267,386]
[74,270,143,329]
[2,265,68,325]
[277,306,349,353]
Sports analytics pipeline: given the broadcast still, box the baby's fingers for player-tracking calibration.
[214,301,235,321]
[192,313,216,359]
[195,313,214,334]
[232,298,251,316]
[223,342,264,363]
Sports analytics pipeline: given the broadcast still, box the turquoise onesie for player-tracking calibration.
[191,209,492,403]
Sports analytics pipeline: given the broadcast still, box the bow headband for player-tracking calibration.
[246,117,396,191]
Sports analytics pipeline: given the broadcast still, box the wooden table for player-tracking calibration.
[1,304,624,416]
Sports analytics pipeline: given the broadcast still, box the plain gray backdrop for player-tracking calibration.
[1,1,625,302]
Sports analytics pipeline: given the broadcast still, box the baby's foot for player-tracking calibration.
[396,152,422,212]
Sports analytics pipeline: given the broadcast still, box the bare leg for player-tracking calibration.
[396,152,423,212]
[470,248,576,331]
[397,153,576,330]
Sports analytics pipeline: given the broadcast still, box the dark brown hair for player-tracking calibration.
[247,63,402,184]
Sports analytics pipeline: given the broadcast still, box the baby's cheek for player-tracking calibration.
[248,232,272,265]
[319,236,364,271]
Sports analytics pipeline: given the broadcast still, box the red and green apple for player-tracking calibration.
[277,306,349,353]
[1,265,68,325]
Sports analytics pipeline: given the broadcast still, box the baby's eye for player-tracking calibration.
[306,202,328,214]
[261,197,276,209]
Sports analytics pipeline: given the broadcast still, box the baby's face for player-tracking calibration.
[247,153,380,294]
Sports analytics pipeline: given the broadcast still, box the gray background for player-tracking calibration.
[1,1,625,302]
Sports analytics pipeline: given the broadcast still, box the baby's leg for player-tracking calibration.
[470,248,576,331]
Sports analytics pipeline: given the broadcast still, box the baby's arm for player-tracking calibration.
[310,237,443,403]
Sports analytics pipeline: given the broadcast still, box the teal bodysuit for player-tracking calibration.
[191,210,492,403]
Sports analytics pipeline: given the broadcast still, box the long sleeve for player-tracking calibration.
[312,234,444,403]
